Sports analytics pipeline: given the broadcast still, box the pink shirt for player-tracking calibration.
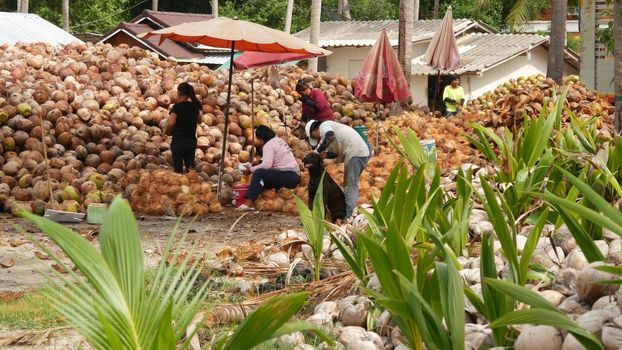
[251,137,300,174]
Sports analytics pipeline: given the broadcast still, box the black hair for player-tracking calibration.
[177,82,201,109]
[296,81,309,93]
[309,120,321,133]
[255,125,276,143]
[451,75,460,81]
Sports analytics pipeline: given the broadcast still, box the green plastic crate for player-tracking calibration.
[87,203,108,224]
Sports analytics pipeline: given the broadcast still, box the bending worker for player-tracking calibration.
[443,76,465,117]
[238,125,301,211]
[296,81,335,123]
[305,119,369,218]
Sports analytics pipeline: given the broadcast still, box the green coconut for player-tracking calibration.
[84,191,102,203]
[3,137,15,151]
[60,200,80,213]
[18,174,32,189]
[16,103,32,117]
[88,173,105,190]
[0,110,8,124]
[102,102,118,112]
[61,186,81,202]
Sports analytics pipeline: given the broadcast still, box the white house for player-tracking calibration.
[294,19,579,108]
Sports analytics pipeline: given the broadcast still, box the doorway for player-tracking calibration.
[427,74,455,113]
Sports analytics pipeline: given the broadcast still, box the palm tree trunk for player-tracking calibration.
[398,0,413,77]
[309,0,321,72]
[284,0,294,33]
[433,0,439,19]
[212,0,219,17]
[151,0,158,11]
[342,0,351,19]
[615,0,622,133]
[16,0,20,13]
[413,0,419,20]
[547,0,567,84]
[62,0,69,31]
[19,0,28,13]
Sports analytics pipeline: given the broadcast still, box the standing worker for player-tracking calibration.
[296,81,335,124]
[442,76,465,117]
[305,119,369,218]
[166,82,202,173]
[239,125,301,211]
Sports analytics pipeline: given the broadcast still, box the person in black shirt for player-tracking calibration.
[166,82,202,173]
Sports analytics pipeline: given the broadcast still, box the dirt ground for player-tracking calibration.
[0,210,301,293]
[0,209,302,348]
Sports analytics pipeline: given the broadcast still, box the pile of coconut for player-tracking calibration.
[0,41,402,215]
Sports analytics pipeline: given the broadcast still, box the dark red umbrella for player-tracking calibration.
[354,29,412,104]
[354,29,411,154]
[233,51,317,70]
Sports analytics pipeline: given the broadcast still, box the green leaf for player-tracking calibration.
[155,302,176,350]
[100,197,144,316]
[484,278,557,311]
[223,292,309,350]
[490,309,604,350]
[436,260,465,350]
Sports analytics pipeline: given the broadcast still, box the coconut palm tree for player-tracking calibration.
[309,0,321,71]
[414,0,419,20]
[547,0,567,84]
[62,0,69,31]
[398,0,413,77]
[284,0,294,33]
[152,0,158,11]
[19,0,28,13]
[338,0,351,20]
[212,0,219,17]
[615,0,621,133]
[433,0,439,18]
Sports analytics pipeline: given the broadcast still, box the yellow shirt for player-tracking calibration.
[443,85,465,112]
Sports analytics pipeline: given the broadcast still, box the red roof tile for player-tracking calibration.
[130,10,213,28]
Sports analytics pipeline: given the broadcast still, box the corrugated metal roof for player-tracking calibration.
[410,33,548,75]
[0,12,83,46]
[293,19,490,47]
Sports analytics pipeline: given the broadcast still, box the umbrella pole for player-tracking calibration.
[250,78,255,160]
[433,69,441,113]
[217,42,236,199]
[375,103,380,155]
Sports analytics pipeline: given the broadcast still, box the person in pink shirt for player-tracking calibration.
[296,81,335,123]
[238,125,301,210]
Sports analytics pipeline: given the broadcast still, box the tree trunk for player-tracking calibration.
[433,0,439,19]
[615,0,622,133]
[62,0,69,31]
[342,0,351,19]
[152,0,158,11]
[19,0,28,13]
[413,0,419,20]
[16,0,20,13]
[284,0,294,33]
[212,0,219,17]
[398,0,413,78]
[547,0,567,84]
[309,0,321,72]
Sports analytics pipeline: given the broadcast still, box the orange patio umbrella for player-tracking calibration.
[140,17,330,198]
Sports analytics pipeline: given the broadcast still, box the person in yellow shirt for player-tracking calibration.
[442,76,465,117]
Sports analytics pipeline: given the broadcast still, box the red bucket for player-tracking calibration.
[232,184,249,207]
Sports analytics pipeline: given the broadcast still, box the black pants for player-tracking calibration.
[245,169,300,201]
[172,145,196,173]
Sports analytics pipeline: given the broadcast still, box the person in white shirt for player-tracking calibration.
[305,119,370,218]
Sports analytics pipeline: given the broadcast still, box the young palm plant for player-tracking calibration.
[294,175,327,281]
[21,197,325,350]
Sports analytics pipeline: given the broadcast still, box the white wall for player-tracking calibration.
[466,46,577,99]
[325,44,579,107]
[326,42,429,79]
